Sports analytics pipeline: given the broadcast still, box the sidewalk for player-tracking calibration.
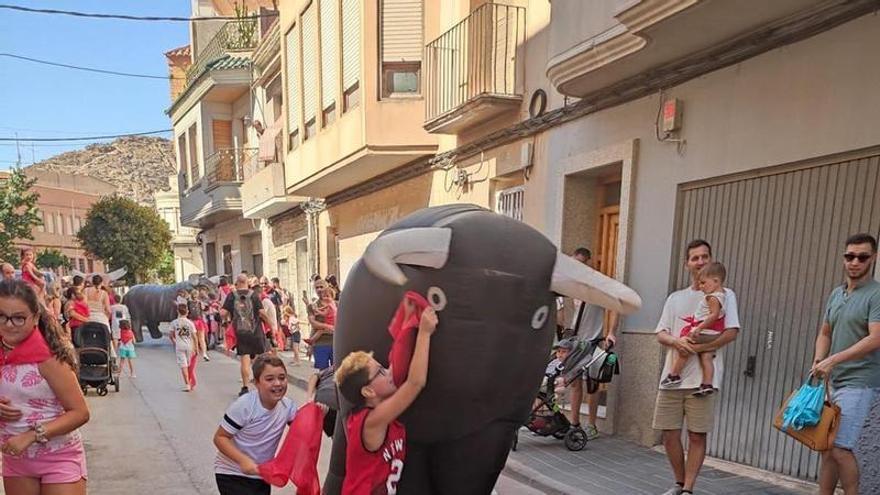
[281,352,813,495]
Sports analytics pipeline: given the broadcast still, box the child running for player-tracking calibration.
[169,304,197,392]
[117,320,137,378]
[0,280,91,494]
[213,354,296,495]
[335,306,438,495]
[661,261,728,396]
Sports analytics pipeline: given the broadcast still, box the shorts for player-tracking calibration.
[291,330,301,344]
[313,345,333,370]
[2,442,88,484]
[652,388,716,433]
[216,473,270,495]
[175,349,192,368]
[831,386,878,450]
[235,331,267,356]
[118,342,137,359]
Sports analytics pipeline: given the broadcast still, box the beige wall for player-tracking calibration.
[200,216,260,275]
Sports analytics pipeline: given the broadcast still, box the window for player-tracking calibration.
[36,210,45,233]
[320,0,339,124]
[496,186,524,222]
[342,0,360,111]
[301,4,318,139]
[74,216,82,233]
[188,124,199,184]
[78,258,86,272]
[55,213,63,235]
[87,259,94,273]
[45,212,54,234]
[222,244,233,276]
[177,134,189,186]
[285,23,301,150]
[380,0,423,97]
[206,242,218,277]
[66,216,73,236]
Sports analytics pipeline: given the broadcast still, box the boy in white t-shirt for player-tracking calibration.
[169,304,197,392]
[213,354,296,495]
[661,262,728,396]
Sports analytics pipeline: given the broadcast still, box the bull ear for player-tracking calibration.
[362,228,452,285]
[551,253,642,314]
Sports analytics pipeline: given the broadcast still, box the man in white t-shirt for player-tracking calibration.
[565,247,618,441]
[654,239,741,495]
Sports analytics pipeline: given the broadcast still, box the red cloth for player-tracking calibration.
[258,402,325,494]
[225,324,236,350]
[120,328,135,344]
[321,302,337,327]
[0,327,52,365]
[387,291,429,387]
[68,300,91,330]
[20,261,40,287]
[343,408,407,495]
[680,315,726,337]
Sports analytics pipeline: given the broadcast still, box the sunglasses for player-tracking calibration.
[843,253,874,263]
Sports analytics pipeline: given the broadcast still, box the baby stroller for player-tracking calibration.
[73,322,120,396]
[515,358,588,452]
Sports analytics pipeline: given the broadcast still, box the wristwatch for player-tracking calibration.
[33,423,49,444]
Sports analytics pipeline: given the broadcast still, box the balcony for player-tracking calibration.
[179,148,256,228]
[546,0,833,97]
[241,160,303,219]
[187,19,259,86]
[424,3,525,134]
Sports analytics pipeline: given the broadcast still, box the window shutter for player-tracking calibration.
[320,0,339,109]
[285,25,300,134]
[341,0,360,90]
[381,0,423,63]
[302,5,318,122]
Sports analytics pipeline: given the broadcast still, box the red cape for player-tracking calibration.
[258,401,325,494]
[387,291,429,387]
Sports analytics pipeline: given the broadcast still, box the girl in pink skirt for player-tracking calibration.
[0,280,90,494]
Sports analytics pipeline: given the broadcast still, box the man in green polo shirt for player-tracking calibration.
[812,233,880,495]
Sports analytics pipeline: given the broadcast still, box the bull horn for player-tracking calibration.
[551,253,642,314]
[363,228,452,285]
[105,267,127,282]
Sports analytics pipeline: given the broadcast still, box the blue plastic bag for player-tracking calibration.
[781,377,826,431]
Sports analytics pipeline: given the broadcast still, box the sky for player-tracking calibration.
[0,1,192,169]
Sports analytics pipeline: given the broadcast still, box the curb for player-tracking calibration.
[502,457,590,495]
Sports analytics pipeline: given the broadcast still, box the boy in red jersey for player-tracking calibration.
[335,306,438,495]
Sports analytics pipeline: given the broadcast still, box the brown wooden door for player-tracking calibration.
[212,120,234,181]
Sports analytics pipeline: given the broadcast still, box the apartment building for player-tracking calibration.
[165,0,277,279]
[154,175,203,281]
[7,169,112,276]
[278,0,439,296]
[425,0,880,483]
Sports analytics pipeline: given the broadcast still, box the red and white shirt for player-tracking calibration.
[343,408,406,495]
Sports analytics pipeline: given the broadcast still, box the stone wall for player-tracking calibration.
[856,393,880,494]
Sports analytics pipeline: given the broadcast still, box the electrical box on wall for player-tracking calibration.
[662,98,682,133]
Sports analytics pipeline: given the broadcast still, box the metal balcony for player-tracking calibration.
[203,148,258,189]
[186,19,259,86]
[424,3,525,134]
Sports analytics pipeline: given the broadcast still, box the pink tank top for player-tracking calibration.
[0,362,82,458]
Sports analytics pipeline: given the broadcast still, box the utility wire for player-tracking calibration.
[0,4,279,22]
[0,53,183,80]
[0,129,172,142]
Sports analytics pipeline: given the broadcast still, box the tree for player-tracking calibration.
[77,196,172,284]
[36,248,71,271]
[0,168,42,263]
[147,248,176,284]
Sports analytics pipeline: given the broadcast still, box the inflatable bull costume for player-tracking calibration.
[122,276,216,342]
[326,205,641,494]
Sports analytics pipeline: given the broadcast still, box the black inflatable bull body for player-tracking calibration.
[122,277,216,342]
[325,204,641,494]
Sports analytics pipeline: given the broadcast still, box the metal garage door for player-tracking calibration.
[671,149,880,479]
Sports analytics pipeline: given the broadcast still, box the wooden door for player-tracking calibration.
[212,120,234,181]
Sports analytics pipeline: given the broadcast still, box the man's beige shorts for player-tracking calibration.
[652,389,716,433]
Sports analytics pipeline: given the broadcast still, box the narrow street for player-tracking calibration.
[76,341,539,495]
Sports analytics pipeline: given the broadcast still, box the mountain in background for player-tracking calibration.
[26,136,176,206]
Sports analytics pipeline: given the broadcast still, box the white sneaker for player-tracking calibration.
[660,485,683,495]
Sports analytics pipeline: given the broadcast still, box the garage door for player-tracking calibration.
[671,149,880,479]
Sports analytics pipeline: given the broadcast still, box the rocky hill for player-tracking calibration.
[26,136,175,206]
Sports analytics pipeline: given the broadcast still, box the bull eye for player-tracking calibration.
[531,305,549,330]
[426,286,447,311]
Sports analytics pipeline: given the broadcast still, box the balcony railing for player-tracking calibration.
[425,3,526,122]
[203,148,258,187]
[186,19,259,86]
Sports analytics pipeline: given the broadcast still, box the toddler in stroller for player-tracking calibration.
[518,338,588,451]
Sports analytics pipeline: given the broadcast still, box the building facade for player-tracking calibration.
[8,169,113,276]
[154,175,203,281]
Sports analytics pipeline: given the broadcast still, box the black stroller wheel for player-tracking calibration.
[564,428,587,451]
[97,386,109,397]
[81,386,88,396]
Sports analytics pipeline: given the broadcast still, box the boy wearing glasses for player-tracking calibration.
[811,233,880,495]
[334,307,438,495]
